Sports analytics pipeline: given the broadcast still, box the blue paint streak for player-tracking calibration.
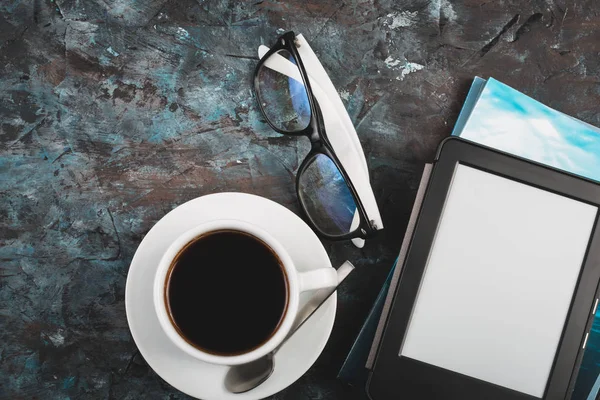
[62,376,76,390]
[24,354,39,371]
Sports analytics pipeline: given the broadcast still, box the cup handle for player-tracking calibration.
[289,261,354,332]
[297,267,338,293]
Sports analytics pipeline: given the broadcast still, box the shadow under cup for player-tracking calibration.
[163,229,290,356]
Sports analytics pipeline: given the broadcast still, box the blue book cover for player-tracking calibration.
[453,77,600,183]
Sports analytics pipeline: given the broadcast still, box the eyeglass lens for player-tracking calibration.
[298,153,359,236]
[256,49,311,133]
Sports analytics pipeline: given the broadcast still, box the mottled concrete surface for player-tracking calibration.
[1,0,600,399]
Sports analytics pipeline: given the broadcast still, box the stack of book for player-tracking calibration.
[340,77,600,400]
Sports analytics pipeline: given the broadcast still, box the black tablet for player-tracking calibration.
[367,138,600,400]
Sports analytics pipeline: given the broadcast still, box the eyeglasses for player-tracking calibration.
[253,31,378,240]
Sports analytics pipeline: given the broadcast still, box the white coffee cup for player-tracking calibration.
[153,219,338,366]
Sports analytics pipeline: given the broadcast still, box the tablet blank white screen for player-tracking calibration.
[400,164,597,398]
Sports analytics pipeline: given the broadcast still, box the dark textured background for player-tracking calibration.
[1,0,600,399]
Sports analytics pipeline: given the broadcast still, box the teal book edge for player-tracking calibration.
[337,258,397,385]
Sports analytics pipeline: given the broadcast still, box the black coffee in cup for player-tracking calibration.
[165,230,289,355]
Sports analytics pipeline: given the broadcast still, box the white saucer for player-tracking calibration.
[125,193,336,400]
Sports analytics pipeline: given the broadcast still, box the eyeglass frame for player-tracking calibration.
[253,31,377,240]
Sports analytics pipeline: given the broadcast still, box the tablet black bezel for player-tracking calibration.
[367,137,600,400]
